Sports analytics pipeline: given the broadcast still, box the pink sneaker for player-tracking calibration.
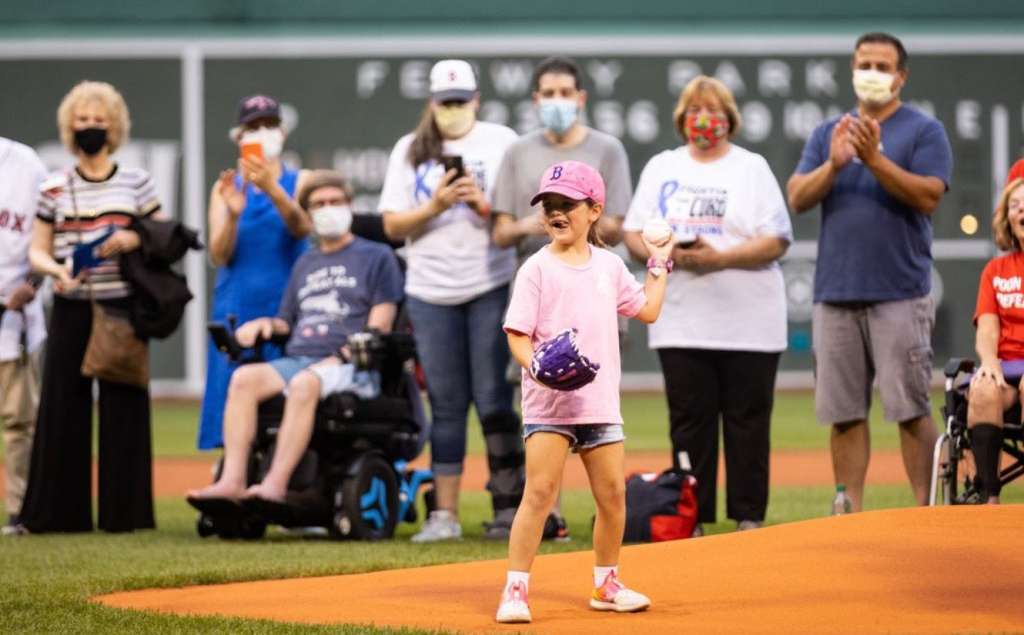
[496,581,532,623]
[590,571,651,612]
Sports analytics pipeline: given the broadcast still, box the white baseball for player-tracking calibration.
[642,218,673,246]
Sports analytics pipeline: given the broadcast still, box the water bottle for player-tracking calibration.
[831,484,852,515]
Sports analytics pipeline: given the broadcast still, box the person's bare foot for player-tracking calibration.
[243,482,288,503]
[186,481,246,501]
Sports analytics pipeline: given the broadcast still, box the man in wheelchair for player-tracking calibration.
[953,177,1024,504]
[187,171,404,508]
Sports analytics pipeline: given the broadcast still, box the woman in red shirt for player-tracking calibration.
[970,177,1024,503]
[1007,159,1024,185]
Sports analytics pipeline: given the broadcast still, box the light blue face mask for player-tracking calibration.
[538,99,579,135]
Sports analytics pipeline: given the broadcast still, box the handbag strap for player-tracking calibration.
[66,171,97,305]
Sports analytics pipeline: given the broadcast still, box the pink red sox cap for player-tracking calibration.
[530,160,606,207]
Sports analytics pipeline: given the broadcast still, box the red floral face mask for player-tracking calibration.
[685,113,729,150]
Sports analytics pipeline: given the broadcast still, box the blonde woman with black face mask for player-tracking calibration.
[379,59,523,542]
[20,81,164,534]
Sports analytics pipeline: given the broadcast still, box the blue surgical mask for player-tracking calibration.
[538,99,579,135]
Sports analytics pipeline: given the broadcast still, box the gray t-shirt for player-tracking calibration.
[276,237,404,358]
[491,127,632,259]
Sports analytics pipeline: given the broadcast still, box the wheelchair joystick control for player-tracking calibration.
[348,331,384,371]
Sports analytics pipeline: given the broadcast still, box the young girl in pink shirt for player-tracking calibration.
[497,160,673,623]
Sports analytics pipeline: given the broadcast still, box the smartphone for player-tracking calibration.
[240,140,264,162]
[441,155,465,179]
[675,231,698,249]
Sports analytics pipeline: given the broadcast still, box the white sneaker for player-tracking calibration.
[410,510,462,543]
[495,581,532,623]
[590,571,651,612]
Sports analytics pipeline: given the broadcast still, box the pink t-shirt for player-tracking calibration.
[503,245,646,424]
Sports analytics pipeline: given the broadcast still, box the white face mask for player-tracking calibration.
[239,126,285,160]
[852,69,897,106]
[312,204,353,239]
[537,98,579,135]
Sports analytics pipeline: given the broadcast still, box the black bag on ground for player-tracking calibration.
[623,468,698,543]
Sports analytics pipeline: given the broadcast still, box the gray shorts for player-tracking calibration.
[523,423,625,452]
[812,295,934,425]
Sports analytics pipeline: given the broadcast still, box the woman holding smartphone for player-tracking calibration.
[379,59,522,542]
[623,76,792,537]
[198,94,312,450]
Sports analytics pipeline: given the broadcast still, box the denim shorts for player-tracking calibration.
[267,355,380,400]
[523,423,625,452]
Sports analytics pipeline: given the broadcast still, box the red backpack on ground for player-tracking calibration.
[623,469,698,542]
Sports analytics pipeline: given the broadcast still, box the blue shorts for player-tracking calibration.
[523,423,625,453]
[267,355,380,400]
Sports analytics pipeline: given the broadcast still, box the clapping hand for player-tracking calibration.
[217,169,246,218]
[847,116,882,166]
[829,115,857,170]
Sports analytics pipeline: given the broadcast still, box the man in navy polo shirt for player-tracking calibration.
[787,32,953,512]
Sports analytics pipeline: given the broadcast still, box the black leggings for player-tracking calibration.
[658,348,780,524]
[19,296,154,533]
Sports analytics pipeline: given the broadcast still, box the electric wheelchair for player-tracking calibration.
[191,214,435,540]
[929,358,1024,504]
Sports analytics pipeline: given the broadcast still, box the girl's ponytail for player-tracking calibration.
[586,199,606,247]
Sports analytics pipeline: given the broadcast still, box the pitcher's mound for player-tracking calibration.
[96,505,1024,634]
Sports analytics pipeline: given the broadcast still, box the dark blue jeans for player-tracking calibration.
[406,284,516,476]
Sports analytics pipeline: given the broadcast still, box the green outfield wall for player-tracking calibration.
[0,8,1021,393]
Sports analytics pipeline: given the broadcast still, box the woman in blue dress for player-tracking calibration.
[198,95,311,449]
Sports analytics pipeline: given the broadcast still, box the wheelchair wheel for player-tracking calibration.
[330,454,399,540]
[196,514,216,538]
[941,434,982,505]
[236,515,268,540]
[212,513,268,540]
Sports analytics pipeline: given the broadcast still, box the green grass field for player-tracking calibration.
[146,389,911,459]
[3,391,1020,633]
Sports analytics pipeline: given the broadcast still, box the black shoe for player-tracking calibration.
[482,508,516,541]
[542,513,570,542]
[482,518,512,540]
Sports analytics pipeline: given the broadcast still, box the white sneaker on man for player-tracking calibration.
[410,510,462,543]
[495,581,532,623]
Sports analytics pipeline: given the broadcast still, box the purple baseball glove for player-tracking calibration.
[530,328,600,391]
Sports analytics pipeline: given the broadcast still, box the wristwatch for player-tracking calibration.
[646,256,674,277]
